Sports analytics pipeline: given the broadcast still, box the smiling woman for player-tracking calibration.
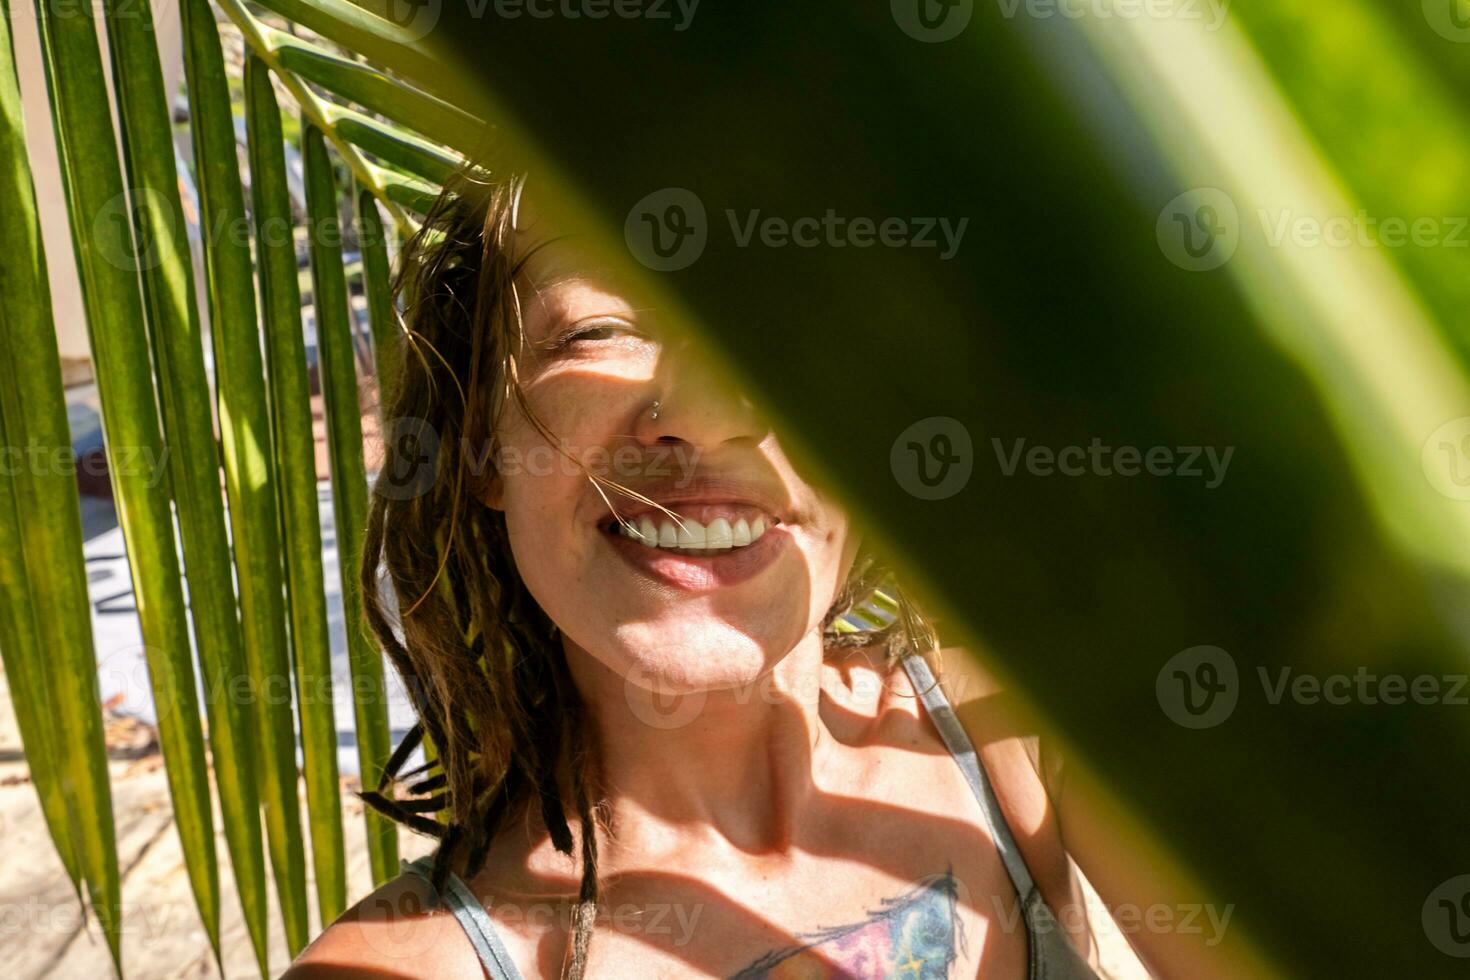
[280,168,1208,980]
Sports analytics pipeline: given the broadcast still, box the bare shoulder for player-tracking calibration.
[924,645,1091,941]
[823,640,1028,742]
[926,644,1074,817]
[929,644,1066,790]
[283,868,483,980]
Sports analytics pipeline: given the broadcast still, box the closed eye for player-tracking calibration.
[544,316,651,353]
[564,324,620,343]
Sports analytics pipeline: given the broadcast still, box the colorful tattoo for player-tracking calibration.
[730,871,961,979]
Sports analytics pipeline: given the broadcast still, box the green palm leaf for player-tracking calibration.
[177,0,310,954]
[303,122,399,896]
[245,55,348,928]
[102,0,273,971]
[29,0,221,965]
[0,0,88,902]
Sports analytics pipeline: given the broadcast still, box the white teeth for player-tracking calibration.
[637,515,658,547]
[614,512,775,551]
[676,519,706,548]
[705,517,732,549]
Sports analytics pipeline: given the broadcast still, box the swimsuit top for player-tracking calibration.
[402,654,1101,979]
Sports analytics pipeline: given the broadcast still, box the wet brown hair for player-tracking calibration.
[358,166,936,978]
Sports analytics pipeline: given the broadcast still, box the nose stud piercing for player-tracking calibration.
[649,399,661,421]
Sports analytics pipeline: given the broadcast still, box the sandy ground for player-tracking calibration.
[0,665,434,980]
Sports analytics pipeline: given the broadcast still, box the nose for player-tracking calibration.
[634,338,767,450]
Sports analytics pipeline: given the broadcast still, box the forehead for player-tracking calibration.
[515,231,641,338]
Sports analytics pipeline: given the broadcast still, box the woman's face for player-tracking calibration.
[480,236,859,697]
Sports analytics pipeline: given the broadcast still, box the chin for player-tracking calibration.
[604,617,795,696]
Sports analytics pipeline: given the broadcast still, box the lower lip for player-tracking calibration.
[602,523,790,591]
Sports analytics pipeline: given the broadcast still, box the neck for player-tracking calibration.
[562,630,833,857]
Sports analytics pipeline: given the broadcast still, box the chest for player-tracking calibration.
[574,864,1026,979]
[484,749,1042,978]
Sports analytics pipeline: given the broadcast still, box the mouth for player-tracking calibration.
[597,503,789,591]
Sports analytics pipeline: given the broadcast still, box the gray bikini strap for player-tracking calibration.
[402,855,525,980]
[900,653,1037,900]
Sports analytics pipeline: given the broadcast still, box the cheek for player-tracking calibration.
[492,377,610,509]
[500,484,594,648]
[516,366,642,441]
[802,508,860,622]
[811,504,856,571]
[494,447,588,599]
[500,458,579,555]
